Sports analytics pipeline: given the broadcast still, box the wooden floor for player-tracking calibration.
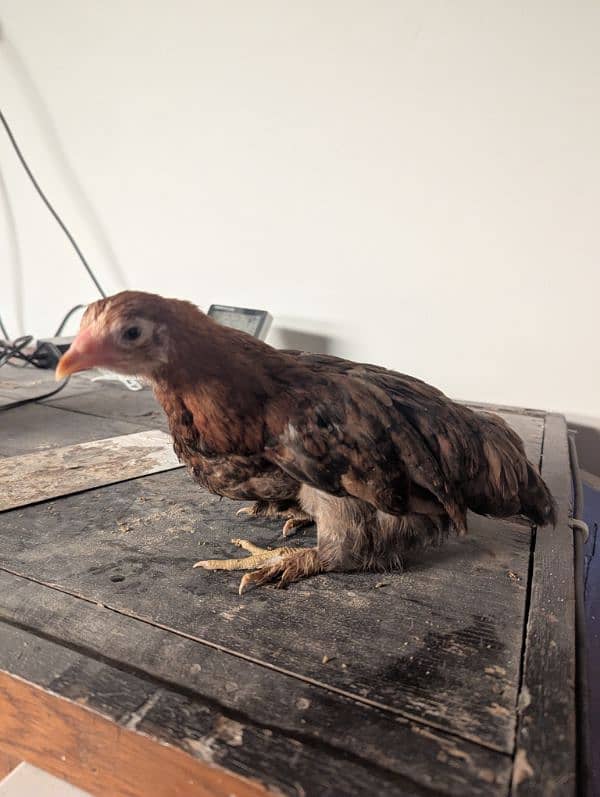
[0,368,579,796]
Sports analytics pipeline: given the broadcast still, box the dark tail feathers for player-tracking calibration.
[519,461,557,527]
[467,411,556,526]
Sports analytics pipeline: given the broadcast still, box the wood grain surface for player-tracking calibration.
[0,430,182,511]
[512,414,577,795]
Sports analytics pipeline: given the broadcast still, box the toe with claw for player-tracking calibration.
[238,548,321,595]
[194,541,322,594]
[281,512,313,537]
[235,501,314,538]
[193,538,295,572]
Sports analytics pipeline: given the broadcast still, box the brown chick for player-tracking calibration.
[56,291,556,594]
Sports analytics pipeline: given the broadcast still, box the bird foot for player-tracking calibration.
[235,502,313,538]
[193,538,295,573]
[238,547,321,595]
[281,511,313,537]
[235,500,292,519]
[235,504,264,517]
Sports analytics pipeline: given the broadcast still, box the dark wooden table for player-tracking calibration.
[0,368,580,796]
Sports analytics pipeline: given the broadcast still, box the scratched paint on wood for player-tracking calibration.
[0,430,183,512]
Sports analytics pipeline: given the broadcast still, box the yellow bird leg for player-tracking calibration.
[193,538,295,571]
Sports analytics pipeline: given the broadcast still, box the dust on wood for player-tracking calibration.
[0,430,183,511]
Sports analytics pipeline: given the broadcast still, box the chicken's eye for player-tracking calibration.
[123,325,142,342]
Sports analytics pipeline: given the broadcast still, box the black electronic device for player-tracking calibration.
[35,336,75,368]
[207,304,272,340]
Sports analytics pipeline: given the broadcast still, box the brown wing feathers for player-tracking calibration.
[265,358,555,530]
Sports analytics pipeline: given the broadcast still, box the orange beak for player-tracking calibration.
[55,327,113,380]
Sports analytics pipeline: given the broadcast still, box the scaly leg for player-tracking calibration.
[193,538,295,572]
[238,547,322,595]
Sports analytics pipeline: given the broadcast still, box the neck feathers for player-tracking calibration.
[152,312,284,454]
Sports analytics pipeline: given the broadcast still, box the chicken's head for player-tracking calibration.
[55,291,184,381]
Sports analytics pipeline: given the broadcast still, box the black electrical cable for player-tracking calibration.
[0,304,86,366]
[0,337,70,412]
[0,334,59,369]
[0,109,106,298]
[0,335,37,368]
[0,110,106,409]
[0,304,85,371]
[0,312,9,340]
[0,377,70,412]
[54,303,85,336]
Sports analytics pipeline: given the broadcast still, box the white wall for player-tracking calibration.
[0,1,598,417]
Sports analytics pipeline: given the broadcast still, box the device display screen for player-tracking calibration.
[207,305,272,340]
[209,308,262,336]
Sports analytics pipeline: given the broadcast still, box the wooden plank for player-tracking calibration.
[0,462,535,752]
[0,669,272,797]
[0,403,147,458]
[0,391,22,408]
[0,575,511,796]
[512,414,577,795]
[0,430,183,512]
[0,620,154,716]
[0,369,98,402]
[0,750,20,780]
[46,384,168,431]
[137,691,453,797]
